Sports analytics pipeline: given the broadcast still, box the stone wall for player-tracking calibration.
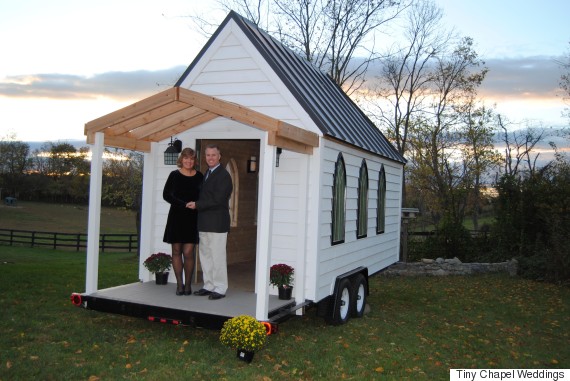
[381,257,518,277]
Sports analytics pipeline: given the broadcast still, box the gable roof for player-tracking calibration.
[84,87,318,154]
[176,11,406,164]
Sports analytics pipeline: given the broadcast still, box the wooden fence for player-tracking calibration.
[0,229,138,252]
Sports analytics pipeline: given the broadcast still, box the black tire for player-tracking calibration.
[327,278,352,325]
[350,273,367,318]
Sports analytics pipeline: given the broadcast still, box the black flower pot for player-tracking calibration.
[236,349,254,363]
[155,272,169,285]
[278,286,293,300]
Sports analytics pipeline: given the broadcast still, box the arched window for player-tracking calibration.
[225,158,239,227]
[376,165,386,234]
[331,153,346,245]
[357,159,369,238]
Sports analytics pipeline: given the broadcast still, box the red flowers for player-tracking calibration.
[143,252,172,273]
[269,263,294,288]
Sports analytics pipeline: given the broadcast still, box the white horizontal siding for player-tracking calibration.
[266,151,319,300]
[179,20,321,136]
[192,82,275,96]
[314,139,404,301]
[270,154,302,265]
[194,69,269,85]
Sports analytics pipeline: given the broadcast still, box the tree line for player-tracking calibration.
[0,139,142,212]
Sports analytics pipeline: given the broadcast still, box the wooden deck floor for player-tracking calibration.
[86,281,294,319]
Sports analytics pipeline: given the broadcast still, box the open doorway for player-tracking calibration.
[195,139,260,292]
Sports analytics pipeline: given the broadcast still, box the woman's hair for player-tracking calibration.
[176,147,196,168]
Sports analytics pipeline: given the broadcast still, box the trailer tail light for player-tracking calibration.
[261,321,278,335]
[70,293,82,306]
[148,316,181,325]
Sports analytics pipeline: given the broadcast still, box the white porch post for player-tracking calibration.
[138,145,157,282]
[254,141,276,321]
[85,132,104,294]
[294,154,310,314]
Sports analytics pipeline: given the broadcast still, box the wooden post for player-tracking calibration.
[400,208,419,263]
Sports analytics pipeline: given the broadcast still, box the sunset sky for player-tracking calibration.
[0,0,568,143]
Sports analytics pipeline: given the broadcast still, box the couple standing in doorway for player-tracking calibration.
[162,144,233,300]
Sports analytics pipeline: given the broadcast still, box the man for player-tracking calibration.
[188,144,233,300]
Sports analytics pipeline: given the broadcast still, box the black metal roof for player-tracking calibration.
[175,11,406,164]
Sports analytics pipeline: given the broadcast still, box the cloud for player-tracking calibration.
[2,56,565,103]
[0,66,187,100]
[480,56,565,100]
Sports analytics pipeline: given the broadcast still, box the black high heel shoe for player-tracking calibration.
[176,284,185,296]
[184,285,192,295]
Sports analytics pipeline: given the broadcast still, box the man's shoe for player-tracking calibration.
[208,292,226,300]
[193,288,212,296]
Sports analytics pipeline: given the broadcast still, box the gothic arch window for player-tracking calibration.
[357,159,369,239]
[376,165,386,234]
[225,158,239,227]
[331,153,346,245]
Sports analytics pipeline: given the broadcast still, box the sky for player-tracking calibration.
[0,0,569,144]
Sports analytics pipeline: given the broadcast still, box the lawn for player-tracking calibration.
[1,245,568,380]
[0,201,137,234]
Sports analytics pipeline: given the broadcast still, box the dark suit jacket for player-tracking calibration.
[196,166,233,233]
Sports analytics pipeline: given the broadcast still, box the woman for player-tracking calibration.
[163,147,203,295]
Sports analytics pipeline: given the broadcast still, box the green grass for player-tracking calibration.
[0,201,137,233]
[1,246,569,380]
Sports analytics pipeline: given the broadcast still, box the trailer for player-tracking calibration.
[73,11,406,331]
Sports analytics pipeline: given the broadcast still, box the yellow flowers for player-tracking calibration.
[219,315,267,352]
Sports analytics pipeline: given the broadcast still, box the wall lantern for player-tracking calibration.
[247,156,257,173]
[164,138,182,165]
[276,147,282,167]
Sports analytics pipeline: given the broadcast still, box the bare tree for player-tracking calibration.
[187,0,407,94]
[407,37,488,225]
[367,0,452,156]
[497,114,547,177]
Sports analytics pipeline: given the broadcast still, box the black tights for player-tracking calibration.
[171,243,195,292]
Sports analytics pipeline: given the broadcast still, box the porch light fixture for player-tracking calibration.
[164,137,182,165]
[247,156,257,173]
[276,147,282,167]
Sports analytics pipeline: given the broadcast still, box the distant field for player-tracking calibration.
[0,201,137,234]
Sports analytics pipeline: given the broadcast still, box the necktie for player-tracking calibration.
[205,169,212,181]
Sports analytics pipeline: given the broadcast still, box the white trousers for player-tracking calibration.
[198,232,228,294]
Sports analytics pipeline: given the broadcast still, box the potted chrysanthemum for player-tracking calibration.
[269,263,294,300]
[219,315,267,363]
[143,252,172,284]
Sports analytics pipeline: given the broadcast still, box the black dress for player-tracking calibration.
[162,169,203,244]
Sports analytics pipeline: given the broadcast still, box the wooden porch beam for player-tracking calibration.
[177,88,280,132]
[268,132,314,155]
[86,132,152,152]
[277,122,319,148]
[145,112,219,143]
[85,87,177,134]
[126,106,210,140]
[106,101,189,137]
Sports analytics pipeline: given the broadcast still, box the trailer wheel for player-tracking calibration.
[350,273,367,318]
[328,278,351,325]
